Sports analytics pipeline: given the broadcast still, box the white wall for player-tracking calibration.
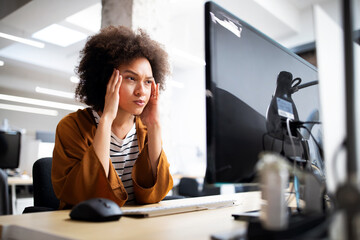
[161,65,206,177]
[278,0,360,48]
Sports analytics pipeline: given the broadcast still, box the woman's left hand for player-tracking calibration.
[141,81,160,127]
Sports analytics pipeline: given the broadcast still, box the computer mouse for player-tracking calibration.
[70,198,123,222]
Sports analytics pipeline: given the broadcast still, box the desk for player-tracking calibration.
[7,177,33,215]
[0,192,261,240]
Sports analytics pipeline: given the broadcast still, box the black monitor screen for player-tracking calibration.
[0,131,21,169]
[205,2,319,184]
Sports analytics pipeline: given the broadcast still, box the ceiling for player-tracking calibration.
[0,0,338,124]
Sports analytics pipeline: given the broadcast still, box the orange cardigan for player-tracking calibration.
[52,108,173,209]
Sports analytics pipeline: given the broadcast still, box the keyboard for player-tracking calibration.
[121,198,236,218]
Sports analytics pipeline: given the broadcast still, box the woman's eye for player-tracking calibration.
[127,77,135,81]
[146,80,153,85]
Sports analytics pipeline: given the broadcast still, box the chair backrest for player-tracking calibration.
[0,168,10,215]
[178,177,200,197]
[32,157,59,209]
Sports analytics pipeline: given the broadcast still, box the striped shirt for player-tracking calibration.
[92,110,138,203]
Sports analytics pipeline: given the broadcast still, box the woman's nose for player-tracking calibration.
[134,82,145,96]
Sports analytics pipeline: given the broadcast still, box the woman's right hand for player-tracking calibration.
[93,69,122,177]
[102,69,122,121]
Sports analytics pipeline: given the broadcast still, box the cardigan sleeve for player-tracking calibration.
[52,113,127,209]
[132,141,173,204]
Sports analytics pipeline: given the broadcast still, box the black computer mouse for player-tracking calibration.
[70,198,123,222]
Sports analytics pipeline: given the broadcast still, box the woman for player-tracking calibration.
[52,25,173,209]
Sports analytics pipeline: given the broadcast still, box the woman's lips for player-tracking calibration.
[134,100,145,106]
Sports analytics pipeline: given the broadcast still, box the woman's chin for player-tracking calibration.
[132,109,144,116]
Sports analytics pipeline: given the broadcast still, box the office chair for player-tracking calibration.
[23,157,59,213]
[178,177,201,197]
[177,177,221,197]
[0,168,10,215]
[22,157,185,210]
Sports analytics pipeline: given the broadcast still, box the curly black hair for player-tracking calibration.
[75,25,170,111]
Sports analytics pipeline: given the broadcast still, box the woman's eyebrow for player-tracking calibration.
[122,70,137,75]
[122,70,154,80]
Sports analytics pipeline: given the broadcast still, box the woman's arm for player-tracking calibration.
[52,111,127,208]
[132,117,173,204]
[92,69,122,177]
[147,123,162,178]
[140,82,162,177]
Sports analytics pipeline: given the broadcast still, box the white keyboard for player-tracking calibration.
[121,198,236,218]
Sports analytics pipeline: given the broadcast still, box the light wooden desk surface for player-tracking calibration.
[7,176,33,215]
[7,176,33,185]
[0,192,261,240]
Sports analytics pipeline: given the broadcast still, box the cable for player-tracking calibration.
[290,80,319,94]
[291,77,302,88]
[286,118,297,165]
[331,139,347,185]
[299,120,345,186]
[300,125,323,159]
[296,129,310,161]
[286,118,301,212]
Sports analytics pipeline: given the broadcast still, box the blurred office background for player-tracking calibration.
[0,0,359,181]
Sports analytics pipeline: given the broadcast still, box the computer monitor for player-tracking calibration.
[0,130,21,169]
[204,1,320,185]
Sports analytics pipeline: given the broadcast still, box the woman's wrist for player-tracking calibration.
[93,114,113,178]
[99,113,114,127]
[146,121,162,178]
[146,122,161,133]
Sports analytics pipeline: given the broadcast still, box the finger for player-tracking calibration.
[111,70,120,91]
[107,69,117,92]
[156,83,160,99]
[151,81,156,99]
[115,74,122,92]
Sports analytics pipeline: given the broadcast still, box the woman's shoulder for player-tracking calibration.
[57,108,95,131]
